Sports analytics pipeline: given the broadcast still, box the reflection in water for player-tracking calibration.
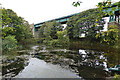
[2,57,28,78]
[35,48,109,79]
[78,50,108,78]
[16,58,79,78]
[104,51,120,67]
[2,45,120,79]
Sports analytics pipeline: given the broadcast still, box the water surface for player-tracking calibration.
[2,44,120,79]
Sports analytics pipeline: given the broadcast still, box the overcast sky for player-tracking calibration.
[1,0,119,24]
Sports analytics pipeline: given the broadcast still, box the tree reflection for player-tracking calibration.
[35,47,109,78]
[2,57,28,78]
[104,50,120,67]
[77,50,108,78]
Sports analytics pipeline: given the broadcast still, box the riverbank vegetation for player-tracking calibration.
[70,1,120,49]
[2,8,35,53]
[37,8,120,50]
[38,20,69,47]
[2,2,120,57]
[38,8,105,47]
[1,0,120,79]
[36,2,120,74]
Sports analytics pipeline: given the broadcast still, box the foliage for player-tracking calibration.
[67,9,105,40]
[72,1,82,7]
[114,74,120,80]
[96,25,120,46]
[0,6,2,55]
[2,8,32,43]
[97,0,120,16]
[72,1,120,47]
[38,20,63,45]
[73,0,120,15]
[38,24,45,43]
[14,21,33,44]
[43,22,54,44]
[2,27,14,39]
[38,20,69,47]
[2,35,18,51]
[56,30,70,47]
[2,8,33,51]
[96,1,120,48]
[43,20,62,39]
[2,8,23,28]
[47,30,69,47]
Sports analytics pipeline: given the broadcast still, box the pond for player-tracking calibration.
[2,43,120,79]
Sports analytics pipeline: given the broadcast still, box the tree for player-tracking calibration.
[38,20,63,44]
[38,24,45,43]
[96,24,120,47]
[50,20,63,39]
[96,1,120,47]
[38,20,69,46]
[56,30,70,47]
[73,1,120,23]
[2,8,33,50]
[97,0,120,16]
[14,21,33,44]
[67,9,105,40]
[2,8,23,28]
[2,27,14,39]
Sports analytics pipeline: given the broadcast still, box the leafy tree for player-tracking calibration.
[49,30,69,47]
[97,0,120,16]
[2,8,23,28]
[43,22,53,42]
[73,0,120,24]
[0,7,2,54]
[56,30,70,46]
[96,24,120,47]
[67,9,105,40]
[38,20,63,44]
[50,20,63,39]
[38,25,45,43]
[38,20,69,46]
[14,21,33,44]
[2,8,33,45]
[96,1,120,47]
[2,27,14,39]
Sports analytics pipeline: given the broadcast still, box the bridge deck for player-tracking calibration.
[34,13,79,28]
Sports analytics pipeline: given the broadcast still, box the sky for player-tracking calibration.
[1,0,120,24]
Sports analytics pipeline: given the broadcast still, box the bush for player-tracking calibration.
[114,74,120,80]
[2,35,18,51]
[96,25,120,46]
[56,30,70,47]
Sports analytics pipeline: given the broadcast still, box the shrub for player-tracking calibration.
[114,74,120,80]
[56,30,70,47]
[96,25,120,47]
[2,35,18,51]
